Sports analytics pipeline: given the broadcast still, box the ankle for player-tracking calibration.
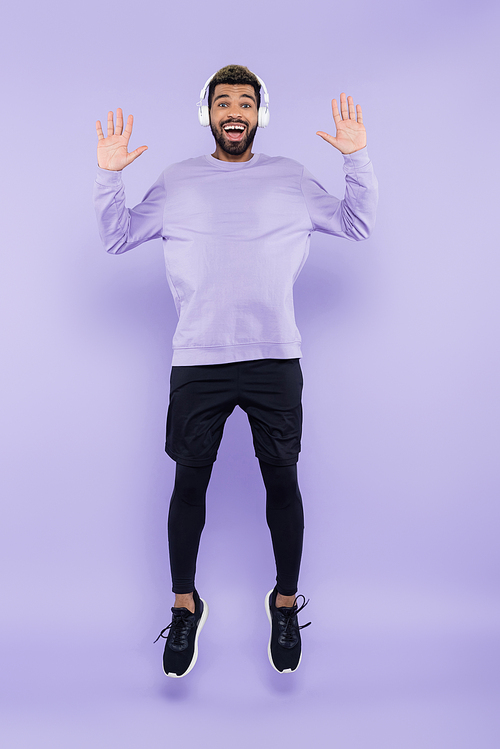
[174,592,195,613]
[276,592,297,608]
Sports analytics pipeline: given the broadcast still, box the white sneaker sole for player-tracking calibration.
[265,589,302,674]
[164,598,209,678]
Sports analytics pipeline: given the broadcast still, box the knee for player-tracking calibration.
[172,463,213,507]
[259,461,302,510]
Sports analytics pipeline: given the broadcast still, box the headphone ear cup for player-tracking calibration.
[258,106,270,128]
[198,105,210,127]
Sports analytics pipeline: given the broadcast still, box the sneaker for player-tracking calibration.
[154,589,208,678]
[265,586,311,673]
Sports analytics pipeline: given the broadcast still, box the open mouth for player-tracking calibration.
[223,123,246,142]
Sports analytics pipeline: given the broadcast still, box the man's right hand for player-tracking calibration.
[96,108,148,171]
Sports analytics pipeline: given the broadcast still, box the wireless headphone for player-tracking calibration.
[197,71,270,128]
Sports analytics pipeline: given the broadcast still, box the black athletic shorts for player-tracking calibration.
[165,358,303,467]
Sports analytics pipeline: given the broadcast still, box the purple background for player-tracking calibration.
[2,0,500,745]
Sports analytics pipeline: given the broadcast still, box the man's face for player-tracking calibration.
[210,84,259,159]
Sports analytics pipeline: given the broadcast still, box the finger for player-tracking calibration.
[347,96,356,119]
[340,92,348,120]
[115,107,124,136]
[123,114,134,142]
[96,120,104,140]
[356,104,363,124]
[107,111,114,137]
[316,131,337,148]
[331,98,341,126]
[126,145,148,165]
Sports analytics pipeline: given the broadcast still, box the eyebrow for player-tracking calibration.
[213,93,256,104]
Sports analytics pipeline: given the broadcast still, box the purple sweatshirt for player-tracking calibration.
[93,147,378,365]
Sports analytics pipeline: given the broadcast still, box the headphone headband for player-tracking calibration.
[197,70,270,128]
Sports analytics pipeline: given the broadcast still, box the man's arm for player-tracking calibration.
[93,109,164,254]
[301,93,378,240]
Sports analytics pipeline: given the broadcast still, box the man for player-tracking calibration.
[93,65,378,678]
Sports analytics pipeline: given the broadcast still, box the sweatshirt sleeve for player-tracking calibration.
[300,146,378,241]
[93,166,166,254]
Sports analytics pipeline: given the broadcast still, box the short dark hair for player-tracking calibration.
[208,65,261,110]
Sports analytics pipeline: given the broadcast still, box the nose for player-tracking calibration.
[226,104,243,119]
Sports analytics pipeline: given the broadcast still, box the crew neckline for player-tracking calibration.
[204,153,261,169]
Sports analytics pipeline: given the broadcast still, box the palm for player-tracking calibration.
[333,116,365,151]
[316,93,367,154]
[95,109,148,171]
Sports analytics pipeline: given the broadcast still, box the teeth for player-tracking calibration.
[224,125,245,131]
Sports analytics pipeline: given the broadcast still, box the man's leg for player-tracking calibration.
[167,462,213,613]
[259,459,311,673]
[258,460,304,606]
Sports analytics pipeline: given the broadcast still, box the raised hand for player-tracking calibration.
[316,93,366,154]
[95,108,148,171]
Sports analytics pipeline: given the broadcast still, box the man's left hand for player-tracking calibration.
[316,93,366,154]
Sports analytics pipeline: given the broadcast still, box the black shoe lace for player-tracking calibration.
[153,610,193,648]
[279,595,312,644]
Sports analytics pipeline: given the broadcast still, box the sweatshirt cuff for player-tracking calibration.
[342,146,371,170]
[95,165,124,186]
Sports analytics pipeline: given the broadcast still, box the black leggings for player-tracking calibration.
[167,460,304,596]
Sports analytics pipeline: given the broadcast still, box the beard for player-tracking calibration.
[210,119,258,156]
